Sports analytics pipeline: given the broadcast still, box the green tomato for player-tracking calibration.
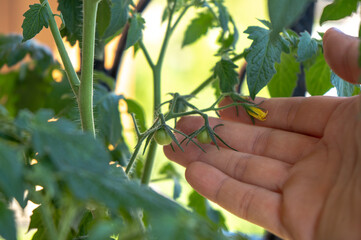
[197,129,212,144]
[154,128,173,145]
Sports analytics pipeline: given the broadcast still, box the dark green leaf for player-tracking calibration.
[214,59,238,93]
[125,14,145,49]
[22,4,50,42]
[331,71,358,97]
[297,31,318,62]
[245,26,287,99]
[268,52,300,97]
[182,12,214,47]
[58,0,83,46]
[0,34,54,71]
[213,0,229,32]
[13,66,53,114]
[94,85,130,166]
[0,142,25,207]
[268,0,313,34]
[0,201,16,240]
[28,206,47,240]
[320,0,359,24]
[305,52,333,95]
[103,0,130,42]
[97,0,112,38]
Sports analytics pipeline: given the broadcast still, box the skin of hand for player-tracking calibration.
[164,28,361,240]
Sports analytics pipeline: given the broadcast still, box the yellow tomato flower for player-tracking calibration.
[247,106,268,121]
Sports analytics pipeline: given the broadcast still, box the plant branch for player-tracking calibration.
[139,40,155,69]
[42,0,80,97]
[79,0,100,136]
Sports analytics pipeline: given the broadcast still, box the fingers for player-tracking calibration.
[323,28,361,84]
[220,96,349,137]
[164,142,290,192]
[174,116,319,163]
[185,161,289,238]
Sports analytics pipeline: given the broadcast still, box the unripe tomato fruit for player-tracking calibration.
[154,128,173,145]
[197,129,212,144]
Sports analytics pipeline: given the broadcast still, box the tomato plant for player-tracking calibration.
[0,0,360,239]
[154,128,173,145]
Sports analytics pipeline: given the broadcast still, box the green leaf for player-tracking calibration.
[94,85,130,166]
[214,59,238,93]
[103,0,130,42]
[331,71,359,97]
[58,0,83,46]
[320,0,359,24]
[213,0,229,32]
[159,163,181,179]
[22,4,50,42]
[0,142,25,207]
[305,52,333,95]
[188,190,226,228]
[96,0,112,38]
[0,201,16,240]
[125,99,147,133]
[297,31,318,62]
[125,14,145,50]
[182,12,214,47]
[268,52,300,97]
[28,206,47,240]
[0,34,55,71]
[245,26,288,99]
[268,0,313,34]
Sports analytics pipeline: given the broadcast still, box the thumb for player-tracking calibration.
[323,28,361,84]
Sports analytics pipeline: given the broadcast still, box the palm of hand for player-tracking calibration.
[164,96,361,240]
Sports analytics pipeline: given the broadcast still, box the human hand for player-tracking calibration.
[164,28,361,240]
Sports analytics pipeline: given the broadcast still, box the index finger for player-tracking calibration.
[220,96,354,137]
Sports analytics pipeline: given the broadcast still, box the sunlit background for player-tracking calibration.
[0,0,360,239]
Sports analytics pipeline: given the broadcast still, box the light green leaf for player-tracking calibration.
[305,52,333,95]
[214,59,238,93]
[245,26,288,99]
[320,0,359,24]
[182,12,214,47]
[22,4,50,42]
[268,0,313,34]
[297,31,318,62]
[0,201,16,240]
[125,14,145,50]
[268,52,300,97]
[331,71,359,97]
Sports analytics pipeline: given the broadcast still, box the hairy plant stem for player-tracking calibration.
[140,1,183,185]
[42,0,80,97]
[79,0,100,136]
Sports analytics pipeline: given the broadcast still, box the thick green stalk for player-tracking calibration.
[141,140,158,184]
[79,0,100,136]
[43,1,80,96]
